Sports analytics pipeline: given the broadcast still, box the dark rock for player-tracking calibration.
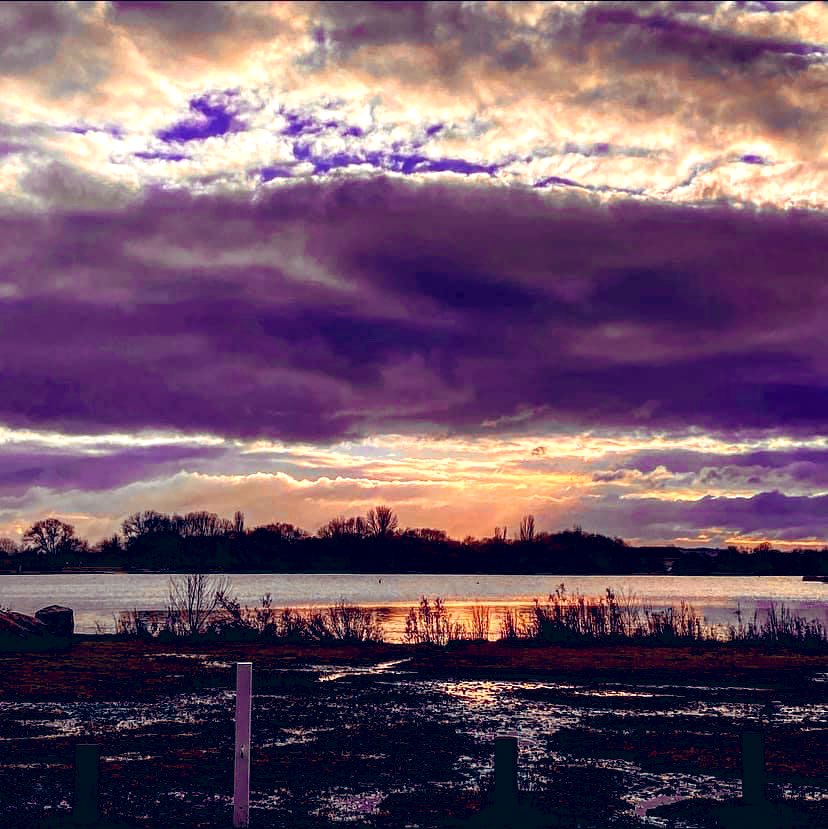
[35,605,74,637]
[0,609,69,652]
[0,610,50,638]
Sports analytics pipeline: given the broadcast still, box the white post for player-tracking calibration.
[233,662,253,828]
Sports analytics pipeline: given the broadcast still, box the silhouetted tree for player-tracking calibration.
[174,511,232,538]
[365,505,399,538]
[6,503,826,577]
[121,510,174,541]
[519,514,536,542]
[258,522,307,542]
[94,534,123,557]
[404,528,448,543]
[318,515,367,539]
[23,518,78,558]
[0,536,19,556]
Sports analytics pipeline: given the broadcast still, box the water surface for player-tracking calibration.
[1,574,825,639]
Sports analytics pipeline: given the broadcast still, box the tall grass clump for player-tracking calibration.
[115,574,384,643]
[727,602,827,651]
[516,584,705,644]
[500,585,826,650]
[215,594,384,643]
[498,607,524,641]
[469,604,491,641]
[404,596,467,645]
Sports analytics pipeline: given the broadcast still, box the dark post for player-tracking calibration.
[741,731,766,805]
[73,743,100,825]
[494,735,518,812]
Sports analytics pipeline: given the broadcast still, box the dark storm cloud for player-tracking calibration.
[0,445,224,495]
[1,177,826,441]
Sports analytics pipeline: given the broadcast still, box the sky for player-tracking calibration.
[1,0,827,548]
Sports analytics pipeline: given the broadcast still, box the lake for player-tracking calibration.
[1,573,826,640]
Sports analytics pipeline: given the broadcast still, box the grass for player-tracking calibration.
[108,578,828,653]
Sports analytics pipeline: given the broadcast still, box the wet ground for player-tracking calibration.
[0,642,826,828]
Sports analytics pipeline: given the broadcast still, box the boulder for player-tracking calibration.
[0,609,50,648]
[35,605,74,637]
[0,609,70,652]
[1,610,50,637]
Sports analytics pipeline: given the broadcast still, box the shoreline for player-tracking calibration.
[2,567,823,576]
[2,638,826,701]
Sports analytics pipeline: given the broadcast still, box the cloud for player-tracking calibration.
[0,2,823,210]
[0,444,224,495]
[0,2,825,547]
[566,489,828,544]
[0,2,81,76]
[0,424,825,544]
[0,177,825,442]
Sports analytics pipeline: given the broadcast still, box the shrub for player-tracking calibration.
[166,573,233,637]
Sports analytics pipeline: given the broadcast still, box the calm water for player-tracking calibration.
[1,573,826,639]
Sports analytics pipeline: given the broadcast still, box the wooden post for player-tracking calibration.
[73,743,100,825]
[494,735,518,812]
[741,730,766,805]
[233,662,253,828]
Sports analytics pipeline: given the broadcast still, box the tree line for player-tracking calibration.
[1,507,826,576]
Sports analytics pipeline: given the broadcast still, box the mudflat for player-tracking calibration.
[1,639,826,828]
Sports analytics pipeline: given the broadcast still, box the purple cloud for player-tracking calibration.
[534,175,581,189]
[107,1,278,43]
[0,141,25,157]
[583,7,825,71]
[0,445,223,495]
[567,490,828,543]
[1,178,826,443]
[621,448,828,476]
[291,143,500,177]
[0,2,78,75]
[260,165,294,182]
[308,3,825,146]
[134,151,189,162]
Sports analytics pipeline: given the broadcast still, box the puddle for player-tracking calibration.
[151,652,233,669]
[103,753,154,762]
[312,788,389,822]
[318,658,414,682]
[259,727,321,748]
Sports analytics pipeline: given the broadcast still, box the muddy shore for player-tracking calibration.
[1,639,826,828]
